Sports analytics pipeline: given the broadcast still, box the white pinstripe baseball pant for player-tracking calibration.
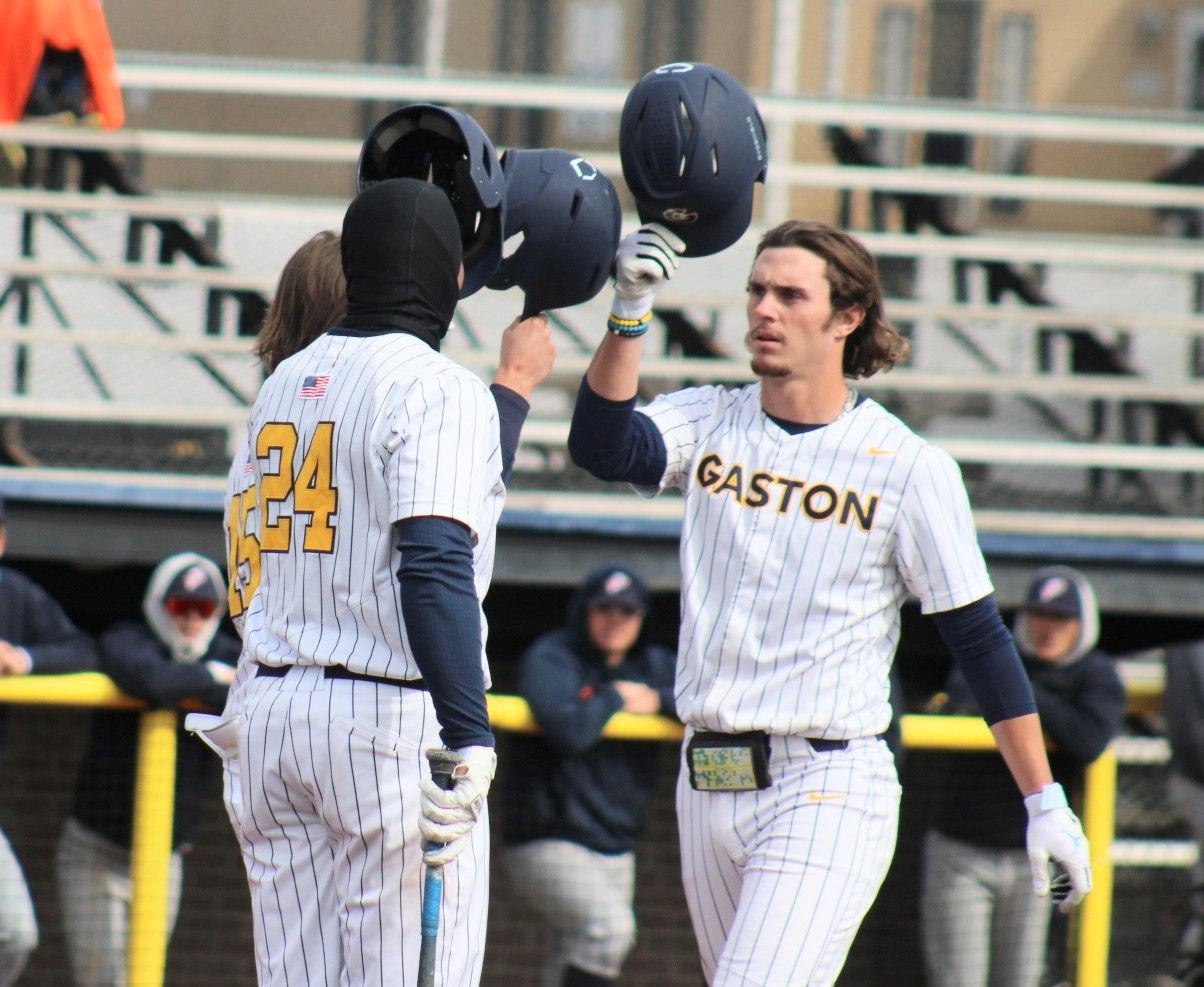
[236,666,490,987]
[676,732,900,986]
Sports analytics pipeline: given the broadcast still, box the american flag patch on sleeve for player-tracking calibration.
[299,374,331,399]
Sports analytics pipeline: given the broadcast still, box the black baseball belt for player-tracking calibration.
[255,661,426,691]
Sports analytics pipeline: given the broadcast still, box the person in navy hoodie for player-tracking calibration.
[502,565,677,987]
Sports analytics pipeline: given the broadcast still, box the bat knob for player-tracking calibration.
[425,747,461,791]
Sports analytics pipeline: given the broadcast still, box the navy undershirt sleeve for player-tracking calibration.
[930,595,1036,725]
[567,377,667,486]
[490,383,529,485]
[395,516,494,750]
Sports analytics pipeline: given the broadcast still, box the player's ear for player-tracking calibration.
[830,305,863,340]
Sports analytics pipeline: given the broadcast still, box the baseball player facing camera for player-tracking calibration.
[216,177,553,987]
[568,220,1093,986]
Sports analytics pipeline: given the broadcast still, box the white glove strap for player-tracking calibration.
[1024,781,1069,816]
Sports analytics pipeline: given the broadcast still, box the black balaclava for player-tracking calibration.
[340,177,463,350]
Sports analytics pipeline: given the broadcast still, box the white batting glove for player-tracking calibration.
[419,745,497,866]
[611,223,686,322]
[1025,782,1092,912]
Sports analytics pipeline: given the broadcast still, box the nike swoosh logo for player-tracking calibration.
[867,446,897,456]
[806,793,847,802]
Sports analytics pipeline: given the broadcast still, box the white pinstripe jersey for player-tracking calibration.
[638,383,992,738]
[224,331,503,683]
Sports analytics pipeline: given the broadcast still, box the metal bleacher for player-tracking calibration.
[3,53,1204,586]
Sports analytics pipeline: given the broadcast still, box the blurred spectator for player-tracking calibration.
[502,565,677,987]
[0,0,124,127]
[1145,639,1204,987]
[920,565,1125,987]
[54,552,236,987]
[0,495,99,986]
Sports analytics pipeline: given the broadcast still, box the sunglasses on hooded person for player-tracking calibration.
[165,596,219,620]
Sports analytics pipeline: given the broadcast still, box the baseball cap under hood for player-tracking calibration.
[1012,565,1099,665]
[144,552,226,664]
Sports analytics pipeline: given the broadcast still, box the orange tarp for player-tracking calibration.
[0,0,124,128]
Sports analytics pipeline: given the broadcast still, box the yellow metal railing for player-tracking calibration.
[0,673,176,987]
[0,676,1123,987]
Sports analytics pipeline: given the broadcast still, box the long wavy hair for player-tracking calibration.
[755,220,909,378]
[255,231,346,373]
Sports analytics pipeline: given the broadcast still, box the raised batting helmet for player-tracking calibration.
[619,62,768,257]
[487,148,621,315]
[357,104,505,297]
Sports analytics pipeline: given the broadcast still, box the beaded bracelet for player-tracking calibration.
[606,311,653,337]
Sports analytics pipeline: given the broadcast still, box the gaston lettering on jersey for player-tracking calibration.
[635,383,993,738]
[694,451,879,528]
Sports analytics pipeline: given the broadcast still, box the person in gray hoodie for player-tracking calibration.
[54,552,237,987]
[920,565,1126,987]
[501,565,677,987]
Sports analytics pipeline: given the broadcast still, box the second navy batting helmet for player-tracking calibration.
[487,148,621,314]
[357,103,506,297]
[619,62,768,257]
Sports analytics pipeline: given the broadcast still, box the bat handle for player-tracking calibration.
[418,749,462,986]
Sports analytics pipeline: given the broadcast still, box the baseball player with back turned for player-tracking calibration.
[567,219,1093,986]
[218,177,554,987]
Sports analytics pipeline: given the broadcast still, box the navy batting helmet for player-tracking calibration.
[619,62,768,257]
[357,104,505,297]
[487,148,621,315]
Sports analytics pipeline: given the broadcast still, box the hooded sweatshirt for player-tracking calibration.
[1165,639,1204,787]
[502,567,677,854]
[69,554,239,849]
[931,566,1126,848]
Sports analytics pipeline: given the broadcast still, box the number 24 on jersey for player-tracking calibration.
[226,421,338,618]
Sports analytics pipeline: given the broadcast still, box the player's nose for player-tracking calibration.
[750,292,778,320]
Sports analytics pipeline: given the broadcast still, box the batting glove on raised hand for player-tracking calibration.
[1025,782,1092,912]
[610,223,686,323]
[419,745,497,866]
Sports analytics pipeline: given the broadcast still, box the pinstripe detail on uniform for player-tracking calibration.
[228,331,503,683]
[237,668,488,987]
[221,330,501,986]
[676,732,900,985]
[638,384,992,738]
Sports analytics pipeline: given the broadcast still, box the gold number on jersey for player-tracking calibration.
[294,422,337,552]
[256,423,297,552]
[226,484,261,620]
[226,421,339,617]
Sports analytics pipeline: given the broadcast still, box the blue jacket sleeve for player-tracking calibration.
[100,622,231,710]
[5,571,99,674]
[1030,656,1126,765]
[395,516,494,750]
[567,377,667,486]
[517,632,624,755]
[649,644,679,721]
[931,595,1036,725]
